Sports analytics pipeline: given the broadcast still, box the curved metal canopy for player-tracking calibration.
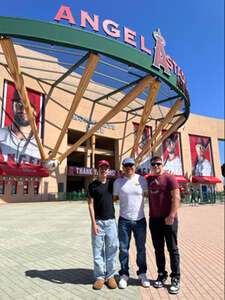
[0,16,190,166]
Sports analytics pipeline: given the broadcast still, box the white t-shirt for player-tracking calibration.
[194,159,213,176]
[0,127,41,164]
[164,156,183,175]
[113,174,147,221]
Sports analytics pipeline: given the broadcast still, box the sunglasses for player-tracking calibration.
[123,163,134,168]
[151,162,162,167]
[99,165,109,169]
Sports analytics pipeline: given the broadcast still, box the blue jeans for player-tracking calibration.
[91,219,118,280]
[118,216,147,277]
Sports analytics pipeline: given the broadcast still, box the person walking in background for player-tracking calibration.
[146,156,181,294]
[88,160,118,290]
[113,157,150,289]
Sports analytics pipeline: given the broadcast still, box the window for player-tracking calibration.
[23,182,29,195]
[34,182,39,195]
[58,182,64,193]
[0,181,5,195]
[11,182,17,195]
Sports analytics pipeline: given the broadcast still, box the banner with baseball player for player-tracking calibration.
[133,122,152,174]
[189,134,214,176]
[0,80,45,166]
[162,130,183,175]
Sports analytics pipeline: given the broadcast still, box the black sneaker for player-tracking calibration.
[169,278,180,294]
[153,272,168,288]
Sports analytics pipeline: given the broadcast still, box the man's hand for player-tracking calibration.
[165,215,175,225]
[92,224,100,235]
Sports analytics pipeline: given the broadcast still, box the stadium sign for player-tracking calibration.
[54,5,186,85]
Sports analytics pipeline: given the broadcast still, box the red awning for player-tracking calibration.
[0,162,49,177]
[174,175,190,183]
[192,176,222,184]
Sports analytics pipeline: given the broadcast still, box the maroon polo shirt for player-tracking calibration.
[147,172,179,218]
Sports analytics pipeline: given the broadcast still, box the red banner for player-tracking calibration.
[189,135,214,176]
[162,130,183,175]
[68,166,122,177]
[0,80,45,167]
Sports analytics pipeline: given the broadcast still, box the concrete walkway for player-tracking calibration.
[0,201,224,299]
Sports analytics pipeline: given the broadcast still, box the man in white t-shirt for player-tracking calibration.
[0,89,41,164]
[113,157,150,289]
[0,90,59,171]
[193,142,213,176]
[163,134,182,175]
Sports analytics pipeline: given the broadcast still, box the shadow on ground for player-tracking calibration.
[25,268,93,285]
[25,269,143,287]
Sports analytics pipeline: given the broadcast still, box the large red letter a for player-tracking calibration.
[54,5,75,25]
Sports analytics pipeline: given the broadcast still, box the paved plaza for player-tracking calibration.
[0,201,224,300]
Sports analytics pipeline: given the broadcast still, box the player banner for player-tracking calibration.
[0,80,45,166]
[162,130,183,175]
[189,134,214,176]
[133,122,152,174]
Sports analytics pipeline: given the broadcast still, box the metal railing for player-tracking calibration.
[46,191,224,204]
[47,192,88,201]
[180,191,225,205]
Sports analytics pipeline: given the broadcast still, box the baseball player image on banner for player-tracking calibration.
[133,122,152,175]
[189,135,214,176]
[0,80,44,165]
[162,130,183,175]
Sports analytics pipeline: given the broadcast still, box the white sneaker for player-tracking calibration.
[139,273,150,288]
[118,275,129,289]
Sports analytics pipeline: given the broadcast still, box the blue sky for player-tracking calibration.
[0,0,224,162]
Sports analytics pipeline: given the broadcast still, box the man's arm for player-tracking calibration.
[144,190,149,197]
[113,195,119,202]
[88,197,99,235]
[142,176,149,197]
[113,179,119,202]
[165,188,181,225]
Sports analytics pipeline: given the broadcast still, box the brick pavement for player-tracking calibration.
[130,203,224,300]
[0,201,224,300]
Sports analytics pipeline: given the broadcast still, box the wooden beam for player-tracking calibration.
[0,38,46,161]
[57,75,154,163]
[135,99,183,164]
[136,116,185,166]
[130,79,161,158]
[48,53,100,160]
[119,112,129,166]
[91,135,96,177]
[46,53,90,105]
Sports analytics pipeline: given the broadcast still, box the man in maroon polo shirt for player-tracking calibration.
[146,156,181,294]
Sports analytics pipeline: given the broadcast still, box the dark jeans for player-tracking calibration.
[149,217,180,280]
[118,216,147,277]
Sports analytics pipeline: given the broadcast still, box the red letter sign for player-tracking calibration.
[80,10,99,31]
[124,27,136,47]
[102,20,120,38]
[152,29,170,76]
[54,5,75,25]
[140,35,151,55]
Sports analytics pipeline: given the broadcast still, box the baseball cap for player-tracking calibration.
[12,89,36,109]
[12,89,21,102]
[195,137,204,146]
[122,157,135,166]
[98,160,110,168]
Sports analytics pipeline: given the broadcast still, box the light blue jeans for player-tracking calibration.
[92,219,118,280]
